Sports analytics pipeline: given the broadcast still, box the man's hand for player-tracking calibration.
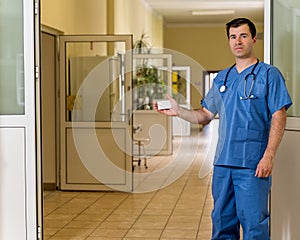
[154,94,179,116]
[255,107,287,178]
[255,153,274,178]
[154,94,214,125]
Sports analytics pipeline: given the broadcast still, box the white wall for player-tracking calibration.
[271,120,300,239]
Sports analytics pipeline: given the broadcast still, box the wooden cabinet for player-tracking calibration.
[133,110,172,155]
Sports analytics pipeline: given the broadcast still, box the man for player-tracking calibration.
[155,18,292,239]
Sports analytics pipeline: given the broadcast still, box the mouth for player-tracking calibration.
[234,47,243,51]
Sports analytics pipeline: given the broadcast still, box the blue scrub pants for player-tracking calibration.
[211,166,271,240]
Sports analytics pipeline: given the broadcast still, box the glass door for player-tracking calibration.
[0,0,38,238]
[59,35,133,191]
[267,0,300,239]
[171,66,191,136]
[272,0,300,119]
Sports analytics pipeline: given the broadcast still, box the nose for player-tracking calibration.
[235,37,242,45]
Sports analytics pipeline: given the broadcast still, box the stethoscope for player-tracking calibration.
[219,59,259,100]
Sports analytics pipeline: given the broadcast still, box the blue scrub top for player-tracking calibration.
[202,62,292,169]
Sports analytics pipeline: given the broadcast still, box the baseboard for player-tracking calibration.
[43,183,56,190]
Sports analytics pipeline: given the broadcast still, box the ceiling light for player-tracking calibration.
[148,1,263,10]
[192,10,235,16]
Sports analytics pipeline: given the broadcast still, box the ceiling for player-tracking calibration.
[144,0,264,25]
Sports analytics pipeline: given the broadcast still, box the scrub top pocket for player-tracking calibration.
[232,128,264,167]
[249,83,268,115]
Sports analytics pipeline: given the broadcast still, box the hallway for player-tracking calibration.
[43,128,215,239]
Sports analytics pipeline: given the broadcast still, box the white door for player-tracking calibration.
[0,0,39,239]
[267,0,300,239]
[59,35,133,191]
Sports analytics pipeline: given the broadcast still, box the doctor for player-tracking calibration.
[155,18,292,239]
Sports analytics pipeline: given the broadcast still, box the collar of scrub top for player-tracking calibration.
[219,58,260,100]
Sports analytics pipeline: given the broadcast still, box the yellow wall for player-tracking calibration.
[164,23,264,71]
[114,0,163,48]
[151,13,163,48]
[163,23,264,128]
[41,1,263,119]
[41,0,163,48]
[41,0,107,34]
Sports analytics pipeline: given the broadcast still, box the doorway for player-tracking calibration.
[41,29,133,192]
[40,29,134,239]
[41,26,61,191]
[58,35,133,191]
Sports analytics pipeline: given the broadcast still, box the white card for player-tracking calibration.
[157,100,171,110]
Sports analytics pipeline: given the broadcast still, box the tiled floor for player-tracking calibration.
[43,128,215,240]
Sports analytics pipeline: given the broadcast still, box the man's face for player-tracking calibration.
[228,24,257,59]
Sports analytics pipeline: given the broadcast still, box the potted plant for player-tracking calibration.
[133,32,151,54]
[133,33,167,110]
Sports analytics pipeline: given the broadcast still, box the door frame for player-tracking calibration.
[59,34,133,191]
[41,25,63,191]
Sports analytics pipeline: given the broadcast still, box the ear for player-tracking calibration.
[253,36,257,43]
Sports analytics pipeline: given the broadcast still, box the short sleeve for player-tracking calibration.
[201,83,219,116]
[267,67,292,115]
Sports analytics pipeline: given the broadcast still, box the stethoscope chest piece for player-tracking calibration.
[220,85,226,93]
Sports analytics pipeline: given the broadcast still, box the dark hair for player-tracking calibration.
[226,18,256,39]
